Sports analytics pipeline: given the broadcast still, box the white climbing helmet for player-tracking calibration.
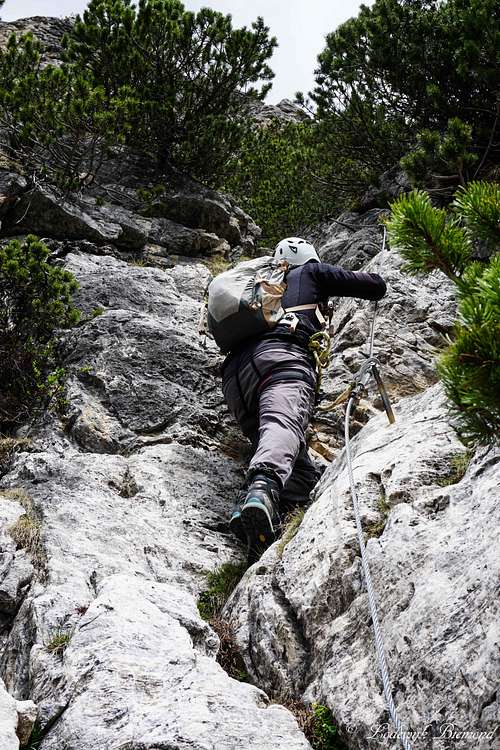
[273,237,319,266]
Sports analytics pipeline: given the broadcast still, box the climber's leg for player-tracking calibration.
[222,360,260,543]
[280,443,323,511]
[248,378,316,491]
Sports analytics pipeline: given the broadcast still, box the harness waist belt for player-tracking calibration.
[285,304,318,312]
[284,304,326,326]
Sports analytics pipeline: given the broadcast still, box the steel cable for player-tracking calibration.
[342,224,413,749]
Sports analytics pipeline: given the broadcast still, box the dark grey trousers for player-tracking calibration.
[221,338,320,507]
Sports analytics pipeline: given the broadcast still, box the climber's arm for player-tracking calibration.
[312,262,387,301]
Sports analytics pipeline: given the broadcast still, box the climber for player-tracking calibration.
[220,237,387,560]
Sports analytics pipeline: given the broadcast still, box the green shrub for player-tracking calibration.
[225,0,500,228]
[198,562,248,681]
[311,703,346,750]
[197,561,246,621]
[0,32,120,191]
[303,0,499,195]
[0,1,276,189]
[0,235,80,430]
[62,0,276,183]
[46,629,72,655]
[387,181,500,445]
[277,507,305,557]
[438,256,500,444]
[279,699,347,750]
[385,189,472,279]
[222,120,335,244]
[401,117,479,194]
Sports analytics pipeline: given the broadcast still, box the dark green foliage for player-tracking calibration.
[197,562,248,682]
[63,0,276,182]
[387,189,472,278]
[228,0,499,240]
[275,699,347,750]
[222,120,335,244]
[0,32,121,191]
[453,180,500,247]
[197,561,246,621]
[0,1,276,189]
[26,721,44,750]
[439,255,500,444]
[298,92,409,195]
[306,0,500,191]
[228,0,500,235]
[401,118,479,193]
[0,235,80,430]
[387,182,500,445]
[312,0,499,131]
[311,703,346,750]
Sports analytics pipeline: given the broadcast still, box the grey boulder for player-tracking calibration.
[225,384,500,750]
[0,676,37,749]
[0,249,311,750]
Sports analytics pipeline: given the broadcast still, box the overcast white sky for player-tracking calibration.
[1,0,371,102]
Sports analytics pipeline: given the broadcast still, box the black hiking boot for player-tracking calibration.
[241,473,280,565]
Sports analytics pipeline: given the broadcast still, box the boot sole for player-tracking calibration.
[241,501,275,556]
[229,512,246,544]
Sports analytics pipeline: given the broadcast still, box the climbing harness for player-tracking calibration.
[337,227,413,750]
[306,300,334,391]
[308,330,331,392]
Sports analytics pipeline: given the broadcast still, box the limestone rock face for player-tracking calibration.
[0,676,37,750]
[0,171,28,218]
[359,166,412,211]
[0,249,310,749]
[325,249,457,401]
[224,385,500,750]
[0,498,34,621]
[3,184,252,256]
[0,81,497,748]
[312,209,388,270]
[307,210,457,456]
[0,17,70,66]
[246,97,310,126]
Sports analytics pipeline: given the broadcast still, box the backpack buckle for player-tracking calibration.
[279,312,299,332]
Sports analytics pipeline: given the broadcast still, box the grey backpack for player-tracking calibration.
[204,256,289,353]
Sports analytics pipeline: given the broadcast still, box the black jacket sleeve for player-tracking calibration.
[311,262,387,301]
